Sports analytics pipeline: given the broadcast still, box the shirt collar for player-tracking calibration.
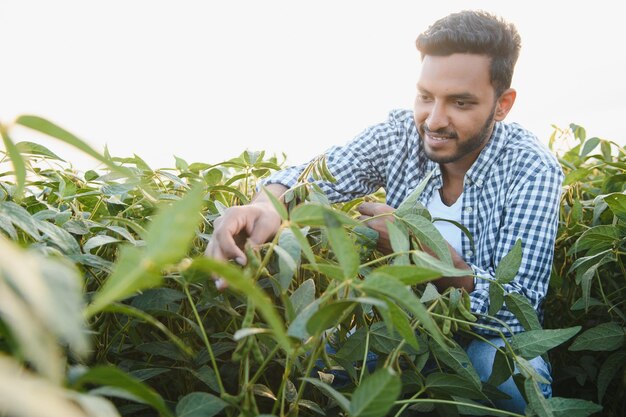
[464,122,507,188]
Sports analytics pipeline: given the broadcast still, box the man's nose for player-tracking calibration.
[425,102,449,132]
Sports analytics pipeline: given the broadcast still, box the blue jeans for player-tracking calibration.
[466,336,552,414]
[318,336,552,414]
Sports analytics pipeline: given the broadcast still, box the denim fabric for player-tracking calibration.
[466,337,552,414]
[316,336,552,414]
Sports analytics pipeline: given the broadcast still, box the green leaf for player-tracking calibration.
[396,169,434,217]
[188,365,220,393]
[0,357,90,417]
[410,251,471,277]
[300,377,350,413]
[174,155,189,172]
[297,399,326,416]
[597,351,626,403]
[306,300,357,336]
[425,373,488,400]
[505,292,542,331]
[290,279,315,316]
[361,271,443,345]
[368,321,402,354]
[573,225,620,255]
[289,225,317,267]
[262,186,288,221]
[302,262,347,281]
[525,378,553,417]
[563,168,591,186]
[276,228,301,291]
[86,246,161,317]
[0,237,88,381]
[511,327,581,359]
[579,137,601,157]
[429,340,481,389]
[495,239,522,283]
[144,184,205,264]
[72,366,174,417]
[603,192,626,222]
[15,115,133,178]
[373,264,441,285]
[386,219,410,264]
[350,368,401,417]
[335,327,368,361]
[0,215,17,240]
[488,348,515,387]
[37,221,82,254]
[176,392,227,417]
[103,303,193,357]
[569,322,624,352]
[385,300,419,351]
[15,140,65,161]
[83,235,120,253]
[324,211,359,279]
[0,125,26,199]
[202,168,223,185]
[0,201,42,240]
[545,397,603,417]
[288,298,321,339]
[402,213,453,266]
[488,282,504,316]
[291,203,359,227]
[191,258,292,353]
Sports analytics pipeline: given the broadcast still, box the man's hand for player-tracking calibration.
[205,184,287,289]
[357,202,396,254]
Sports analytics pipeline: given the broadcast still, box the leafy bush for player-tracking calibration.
[545,124,626,417]
[0,116,622,417]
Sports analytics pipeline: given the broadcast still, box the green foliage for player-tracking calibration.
[0,115,622,417]
[546,123,626,417]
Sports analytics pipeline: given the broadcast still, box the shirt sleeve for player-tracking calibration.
[261,111,407,203]
[468,164,564,335]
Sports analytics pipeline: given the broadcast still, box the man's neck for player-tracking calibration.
[439,166,466,206]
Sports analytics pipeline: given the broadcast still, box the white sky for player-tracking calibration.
[1,0,625,171]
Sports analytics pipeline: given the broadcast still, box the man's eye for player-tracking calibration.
[418,95,431,102]
[456,100,467,107]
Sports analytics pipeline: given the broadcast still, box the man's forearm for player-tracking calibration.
[430,242,474,293]
[251,183,289,205]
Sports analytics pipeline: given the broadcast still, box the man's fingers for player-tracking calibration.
[357,202,395,217]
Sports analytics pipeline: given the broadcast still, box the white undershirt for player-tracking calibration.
[426,189,464,256]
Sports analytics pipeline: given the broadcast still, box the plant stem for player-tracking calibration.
[184,284,225,395]
[392,387,426,417]
[249,344,280,385]
[292,338,324,416]
[395,398,525,417]
[358,328,371,385]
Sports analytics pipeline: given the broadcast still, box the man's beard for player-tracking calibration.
[419,106,496,164]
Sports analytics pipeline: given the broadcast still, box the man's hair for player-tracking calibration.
[416,10,521,97]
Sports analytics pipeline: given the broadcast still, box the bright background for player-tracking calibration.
[1,0,624,171]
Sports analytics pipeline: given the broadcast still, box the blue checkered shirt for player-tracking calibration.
[264,109,564,336]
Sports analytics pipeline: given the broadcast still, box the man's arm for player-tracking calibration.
[357,201,474,292]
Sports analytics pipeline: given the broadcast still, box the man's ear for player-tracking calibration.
[494,88,516,121]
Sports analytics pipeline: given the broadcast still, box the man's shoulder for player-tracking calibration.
[500,122,562,176]
[385,109,416,131]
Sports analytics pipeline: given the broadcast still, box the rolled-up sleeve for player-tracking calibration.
[261,111,408,203]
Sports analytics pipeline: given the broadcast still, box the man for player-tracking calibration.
[206,10,562,413]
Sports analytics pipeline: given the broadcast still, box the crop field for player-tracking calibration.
[0,117,624,416]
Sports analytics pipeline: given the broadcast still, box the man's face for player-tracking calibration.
[414,54,498,169]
